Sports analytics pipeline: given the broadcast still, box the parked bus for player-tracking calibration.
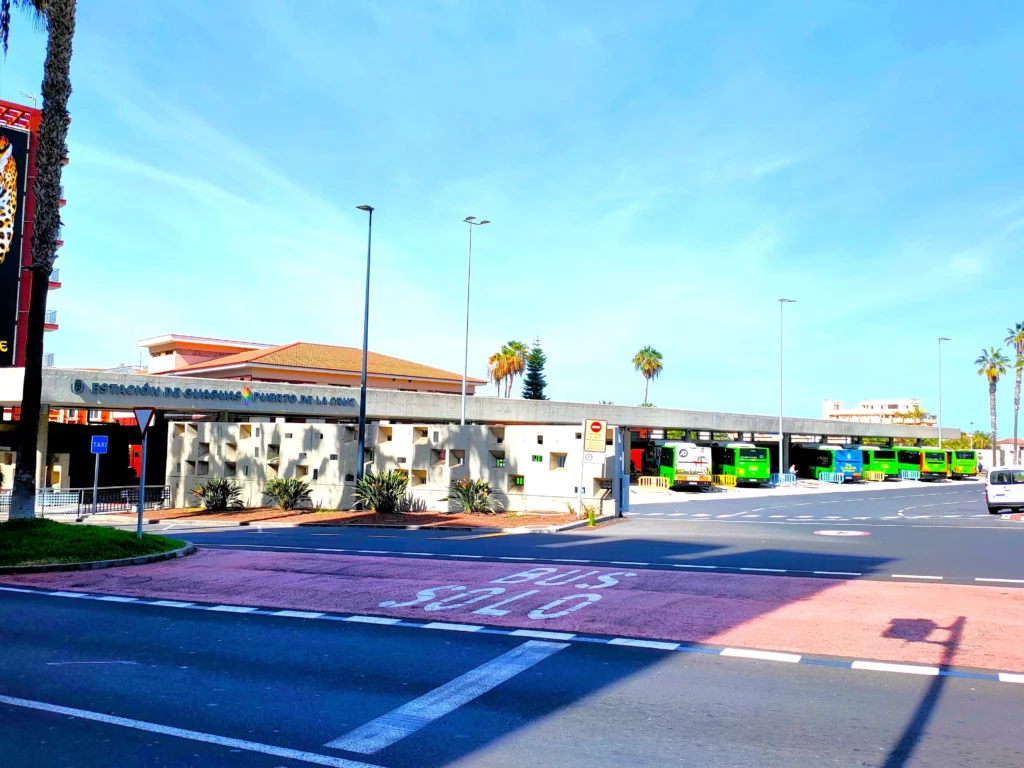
[946,449,978,479]
[791,444,863,481]
[657,442,712,489]
[847,445,899,479]
[711,442,771,484]
[895,447,948,481]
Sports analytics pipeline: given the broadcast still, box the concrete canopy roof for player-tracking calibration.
[0,368,961,442]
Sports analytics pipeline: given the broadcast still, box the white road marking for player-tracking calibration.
[344,616,402,625]
[852,517,870,520]
[721,648,800,663]
[325,640,568,754]
[95,595,138,603]
[611,561,649,566]
[668,513,686,517]
[450,554,482,559]
[672,564,717,569]
[999,673,1024,683]
[0,694,377,768]
[273,610,326,619]
[46,660,138,666]
[769,515,786,518]
[498,557,534,561]
[645,513,665,516]
[509,629,576,640]
[891,574,943,580]
[852,661,939,676]
[813,571,862,576]
[150,600,195,608]
[975,578,1024,584]
[421,622,483,632]
[609,638,680,650]
[739,567,787,573]
[47,591,88,598]
[551,558,591,563]
[208,605,258,613]
[741,515,761,518]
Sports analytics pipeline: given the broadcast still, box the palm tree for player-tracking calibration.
[1005,323,1024,463]
[975,347,1009,466]
[632,346,663,406]
[486,350,505,397]
[502,340,528,397]
[2,0,75,520]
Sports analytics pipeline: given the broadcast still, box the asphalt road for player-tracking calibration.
[2,591,1021,767]
[163,483,1024,585]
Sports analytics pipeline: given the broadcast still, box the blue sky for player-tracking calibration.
[2,0,1023,433]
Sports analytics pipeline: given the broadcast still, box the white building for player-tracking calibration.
[166,421,624,515]
[822,398,935,426]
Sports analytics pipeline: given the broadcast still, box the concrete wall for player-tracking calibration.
[167,421,622,515]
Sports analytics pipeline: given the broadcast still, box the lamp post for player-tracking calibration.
[355,205,374,481]
[969,421,974,450]
[461,216,490,426]
[938,337,950,448]
[778,299,796,479]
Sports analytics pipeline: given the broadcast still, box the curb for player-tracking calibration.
[134,514,620,534]
[0,542,197,575]
[2,583,1020,686]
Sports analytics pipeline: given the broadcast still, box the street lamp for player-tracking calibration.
[778,299,796,479]
[969,421,974,449]
[938,337,950,448]
[461,216,490,426]
[355,204,374,481]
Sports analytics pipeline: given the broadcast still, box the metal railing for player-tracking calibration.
[49,268,59,282]
[0,485,170,520]
[770,473,798,486]
[636,475,669,490]
[899,470,920,480]
[864,471,887,482]
[712,474,738,488]
[44,310,57,324]
[818,472,845,484]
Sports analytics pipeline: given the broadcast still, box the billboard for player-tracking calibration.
[0,125,29,366]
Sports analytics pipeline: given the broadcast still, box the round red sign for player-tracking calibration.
[590,421,602,432]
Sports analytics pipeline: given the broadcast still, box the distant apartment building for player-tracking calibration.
[822,398,935,426]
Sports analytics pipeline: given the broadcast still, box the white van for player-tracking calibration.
[986,466,1024,513]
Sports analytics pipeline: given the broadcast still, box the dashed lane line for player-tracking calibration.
[1,586,1019,687]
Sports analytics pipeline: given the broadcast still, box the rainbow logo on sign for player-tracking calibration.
[242,386,251,405]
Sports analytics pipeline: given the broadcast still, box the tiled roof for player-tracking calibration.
[173,342,486,384]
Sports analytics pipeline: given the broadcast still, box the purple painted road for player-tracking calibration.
[5,550,1023,671]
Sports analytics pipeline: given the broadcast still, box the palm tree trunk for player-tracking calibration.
[1014,361,1022,463]
[990,380,998,467]
[9,0,76,520]
[643,377,650,406]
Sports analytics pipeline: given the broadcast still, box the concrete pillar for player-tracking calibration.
[35,406,49,489]
[887,437,894,447]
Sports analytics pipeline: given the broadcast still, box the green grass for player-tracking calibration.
[0,518,185,567]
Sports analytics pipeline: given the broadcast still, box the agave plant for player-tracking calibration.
[352,470,408,515]
[191,478,243,512]
[441,478,501,514]
[263,477,312,510]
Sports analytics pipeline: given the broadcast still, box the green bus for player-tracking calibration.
[895,447,948,481]
[711,442,771,484]
[657,442,713,489]
[850,445,899,478]
[946,449,978,479]
[792,444,863,481]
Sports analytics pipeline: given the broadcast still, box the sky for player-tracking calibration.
[2,0,1023,434]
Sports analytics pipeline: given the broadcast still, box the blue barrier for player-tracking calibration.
[899,470,920,480]
[770,473,798,487]
[819,472,845,484]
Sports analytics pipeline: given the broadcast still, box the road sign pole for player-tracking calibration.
[136,431,148,540]
[91,452,100,517]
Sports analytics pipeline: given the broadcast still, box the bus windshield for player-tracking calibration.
[955,451,975,459]
[739,448,766,460]
[924,452,945,462]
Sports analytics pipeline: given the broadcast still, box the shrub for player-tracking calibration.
[191,478,243,512]
[441,478,501,514]
[263,478,312,510]
[352,470,408,515]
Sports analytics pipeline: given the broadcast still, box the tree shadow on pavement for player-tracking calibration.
[880,616,966,768]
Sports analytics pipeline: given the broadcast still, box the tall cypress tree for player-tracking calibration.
[522,340,548,400]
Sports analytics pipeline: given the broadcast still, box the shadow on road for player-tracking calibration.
[880,616,966,768]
